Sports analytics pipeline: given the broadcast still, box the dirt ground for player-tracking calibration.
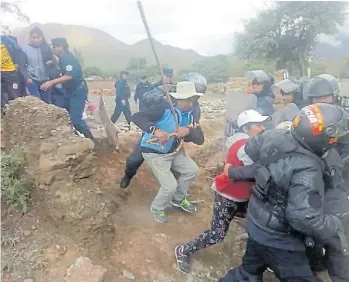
[1,91,330,282]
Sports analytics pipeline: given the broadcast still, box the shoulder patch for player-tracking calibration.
[65,64,73,72]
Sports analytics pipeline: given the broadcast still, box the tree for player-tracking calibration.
[1,1,29,33]
[126,57,148,70]
[234,1,348,76]
[72,48,84,69]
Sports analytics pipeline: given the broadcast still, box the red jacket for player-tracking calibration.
[213,138,254,201]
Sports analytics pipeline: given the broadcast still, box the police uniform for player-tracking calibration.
[110,74,132,124]
[58,49,93,139]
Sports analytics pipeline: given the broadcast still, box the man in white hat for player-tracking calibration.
[132,81,204,223]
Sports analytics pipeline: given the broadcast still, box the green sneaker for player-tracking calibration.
[171,198,197,213]
[150,208,168,223]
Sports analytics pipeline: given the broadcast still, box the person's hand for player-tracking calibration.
[175,127,190,138]
[224,163,232,176]
[40,81,53,91]
[121,100,126,106]
[27,78,34,84]
[15,64,19,70]
[154,129,169,144]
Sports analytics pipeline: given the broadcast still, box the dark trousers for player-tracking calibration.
[1,71,22,107]
[183,192,239,255]
[69,83,93,140]
[220,239,320,282]
[26,80,51,103]
[111,101,132,124]
[308,244,349,282]
[125,136,144,178]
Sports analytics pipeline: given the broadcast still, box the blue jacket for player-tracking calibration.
[115,78,130,103]
[140,107,193,153]
[1,35,28,79]
[133,103,204,154]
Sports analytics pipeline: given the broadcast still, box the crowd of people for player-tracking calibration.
[2,26,349,282]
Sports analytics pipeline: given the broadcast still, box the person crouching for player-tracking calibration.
[132,81,204,223]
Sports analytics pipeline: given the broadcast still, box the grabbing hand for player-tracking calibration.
[27,78,34,84]
[154,129,169,144]
[40,81,53,91]
[175,127,190,138]
[224,163,232,176]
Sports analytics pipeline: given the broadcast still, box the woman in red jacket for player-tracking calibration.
[174,109,269,273]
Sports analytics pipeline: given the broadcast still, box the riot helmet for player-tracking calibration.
[272,78,303,105]
[182,72,208,94]
[246,70,271,85]
[292,103,349,156]
[304,74,340,102]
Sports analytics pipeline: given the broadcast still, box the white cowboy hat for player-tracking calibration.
[169,81,204,100]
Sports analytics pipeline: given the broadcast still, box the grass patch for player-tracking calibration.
[1,151,31,213]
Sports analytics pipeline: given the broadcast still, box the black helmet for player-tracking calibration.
[305,74,340,99]
[292,103,349,156]
[182,72,207,94]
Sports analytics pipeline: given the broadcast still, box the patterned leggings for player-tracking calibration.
[183,192,242,255]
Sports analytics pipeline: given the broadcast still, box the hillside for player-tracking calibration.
[315,32,349,61]
[14,23,204,73]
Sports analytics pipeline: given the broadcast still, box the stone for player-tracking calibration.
[122,270,136,280]
[23,230,32,237]
[65,257,107,282]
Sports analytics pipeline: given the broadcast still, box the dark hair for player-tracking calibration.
[120,70,129,76]
[30,27,45,40]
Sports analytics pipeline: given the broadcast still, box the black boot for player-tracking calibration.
[120,174,132,189]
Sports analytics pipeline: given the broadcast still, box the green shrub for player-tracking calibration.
[1,152,31,213]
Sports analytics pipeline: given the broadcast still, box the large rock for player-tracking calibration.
[2,97,116,248]
[65,257,107,282]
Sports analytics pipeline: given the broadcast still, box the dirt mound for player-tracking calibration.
[2,97,117,248]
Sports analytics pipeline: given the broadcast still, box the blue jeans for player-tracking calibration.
[26,81,51,103]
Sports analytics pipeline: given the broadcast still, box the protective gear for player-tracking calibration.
[272,78,301,95]
[305,74,340,99]
[292,103,349,156]
[182,72,207,94]
[246,70,270,84]
[245,129,345,252]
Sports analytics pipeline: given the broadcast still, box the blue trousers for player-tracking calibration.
[68,83,93,139]
[26,81,51,103]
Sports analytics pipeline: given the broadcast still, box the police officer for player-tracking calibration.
[134,75,151,111]
[40,38,93,140]
[246,70,275,116]
[219,103,349,282]
[302,75,349,281]
[151,67,174,89]
[119,72,206,189]
[110,70,132,126]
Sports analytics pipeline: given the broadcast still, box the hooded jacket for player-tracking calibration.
[212,132,254,201]
[22,44,49,82]
[244,129,345,251]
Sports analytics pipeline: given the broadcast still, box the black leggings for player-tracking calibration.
[183,192,243,255]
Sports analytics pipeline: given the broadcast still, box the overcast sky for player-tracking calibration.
[5,0,267,55]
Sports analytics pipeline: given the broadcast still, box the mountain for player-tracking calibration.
[314,32,349,61]
[14,23,204,73]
